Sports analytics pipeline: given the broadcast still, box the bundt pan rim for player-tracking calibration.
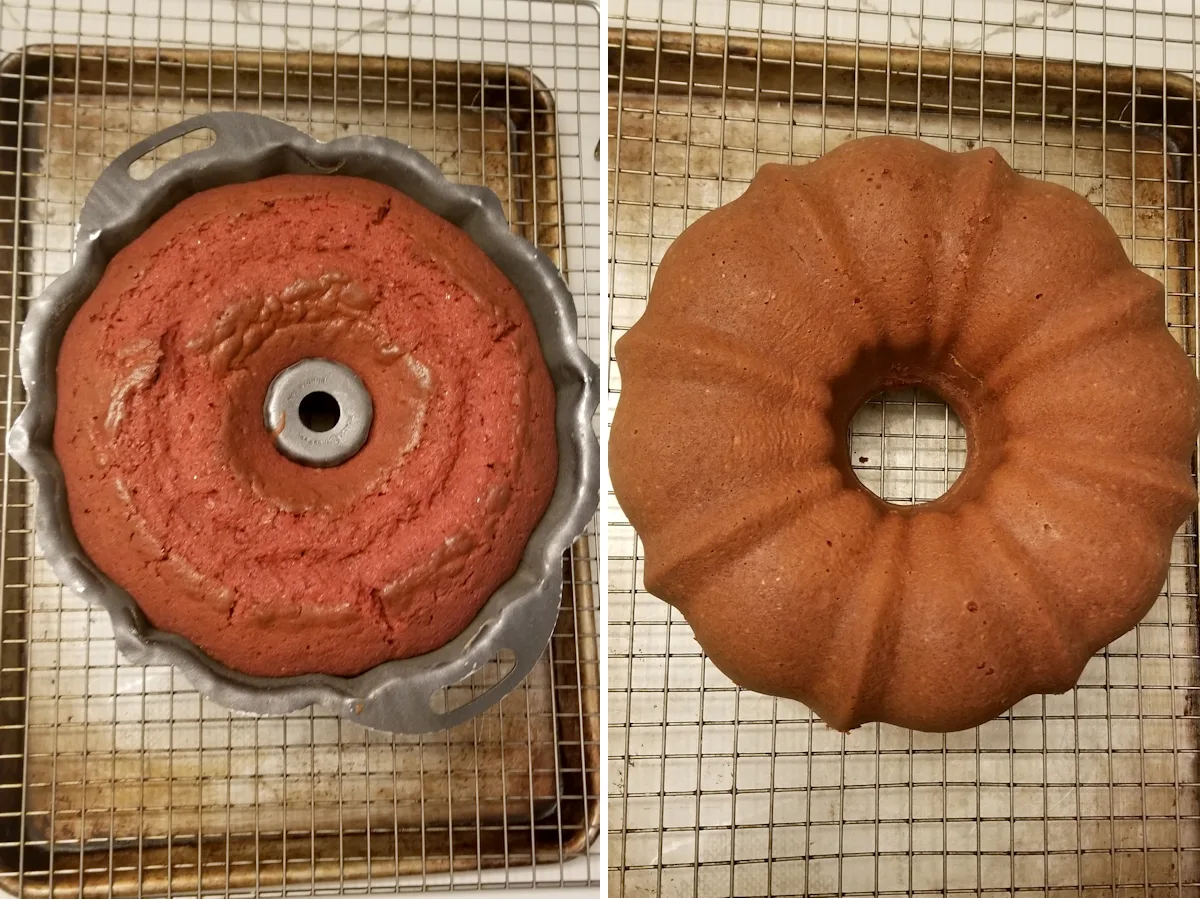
[8,111,600,734]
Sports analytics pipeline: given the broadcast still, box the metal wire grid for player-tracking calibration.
[608,0,1200,896]
[0,0,601,895]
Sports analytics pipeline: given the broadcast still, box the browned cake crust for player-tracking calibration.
[610,135,1200,733]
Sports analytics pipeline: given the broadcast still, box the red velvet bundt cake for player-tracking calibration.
[55,174,558,677]
[609,135,1200,733]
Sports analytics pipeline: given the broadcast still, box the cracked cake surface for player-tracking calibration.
[55,174,558,677]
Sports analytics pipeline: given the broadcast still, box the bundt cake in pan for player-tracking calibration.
[53,173,559,678]
[609,135,1200,733]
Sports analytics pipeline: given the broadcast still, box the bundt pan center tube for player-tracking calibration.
[10,112,599,734]
[264,357,374,468]
[609,135,1200,734]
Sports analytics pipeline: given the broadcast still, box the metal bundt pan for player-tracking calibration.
[8,111,599,734]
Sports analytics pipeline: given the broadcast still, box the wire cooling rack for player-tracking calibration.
[0,0,601,895]
[608,0,1200,896]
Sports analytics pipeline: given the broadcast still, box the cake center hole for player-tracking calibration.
[298,391,340,433]
[847,387,967,504]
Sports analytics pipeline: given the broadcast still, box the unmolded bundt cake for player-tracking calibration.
[55,174,558,678]
[609,135,1200,733]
